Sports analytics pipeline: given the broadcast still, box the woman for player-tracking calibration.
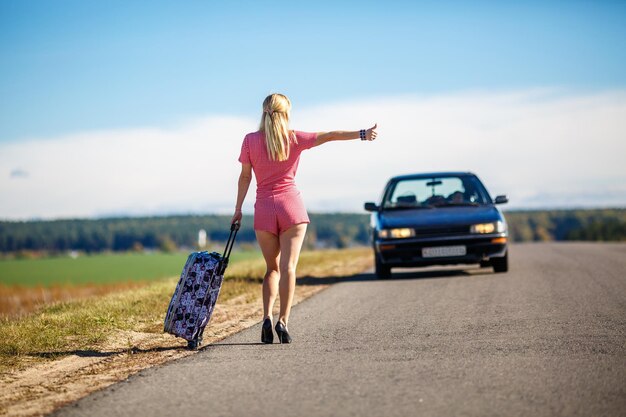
[231,93,377,344]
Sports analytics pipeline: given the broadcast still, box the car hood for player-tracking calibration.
[378,205,503,229]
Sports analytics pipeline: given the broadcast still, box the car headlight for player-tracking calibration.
[379,228,415,239]
[470,221,505,234]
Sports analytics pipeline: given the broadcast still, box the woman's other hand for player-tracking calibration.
[366,123,378,141]
[231,209,242,225]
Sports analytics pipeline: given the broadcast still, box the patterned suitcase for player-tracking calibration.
[164,223,239,349]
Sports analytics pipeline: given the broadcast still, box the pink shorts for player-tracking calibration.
[254,191,310,236]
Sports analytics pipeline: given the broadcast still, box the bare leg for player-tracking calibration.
[255,230,280,320]
[278,223,308,326]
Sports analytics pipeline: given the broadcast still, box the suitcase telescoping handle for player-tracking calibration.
[219,222,240,275]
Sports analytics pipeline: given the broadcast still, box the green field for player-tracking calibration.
[0,250,262,287]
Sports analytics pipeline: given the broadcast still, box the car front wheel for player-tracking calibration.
[375,255,392,279]
[491,251,508,273]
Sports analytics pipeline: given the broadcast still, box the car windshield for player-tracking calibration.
[383,175,492,209]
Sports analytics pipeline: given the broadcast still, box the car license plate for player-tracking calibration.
[422,245,467,258]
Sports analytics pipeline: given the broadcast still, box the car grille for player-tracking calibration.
[413,225,470,238]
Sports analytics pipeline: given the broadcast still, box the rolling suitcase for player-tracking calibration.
[164,222,239,349]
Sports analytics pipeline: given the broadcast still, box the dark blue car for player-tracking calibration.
[364,172,509,279]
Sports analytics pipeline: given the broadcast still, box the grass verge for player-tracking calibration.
[0,248,371,375]
[0,250,262,318]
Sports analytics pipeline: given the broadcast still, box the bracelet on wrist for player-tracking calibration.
[234,208,242,212]
[359,129,366,141]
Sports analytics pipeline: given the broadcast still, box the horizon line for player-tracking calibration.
[1,205,625,223]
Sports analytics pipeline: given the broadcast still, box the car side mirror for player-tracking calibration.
[364,202,379,212]
[494,195,508,204]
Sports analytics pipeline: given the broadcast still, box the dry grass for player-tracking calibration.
[0,283,146,319]
[0,250,262,318]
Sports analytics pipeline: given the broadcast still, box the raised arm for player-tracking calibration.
[231,163,252,225]
[314,123,378,147]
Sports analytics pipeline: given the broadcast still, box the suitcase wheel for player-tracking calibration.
[187,336,203,350]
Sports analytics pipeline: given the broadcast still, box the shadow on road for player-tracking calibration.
[297,266,493,285]
[389,268,484,280]
[297,273,376,285]
[27,268,494,358]
[206,342,266,347]
[29,345,186,358]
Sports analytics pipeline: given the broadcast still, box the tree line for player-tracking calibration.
[0,209,624,254]
[504,209,625,242]
[0,213,370,253]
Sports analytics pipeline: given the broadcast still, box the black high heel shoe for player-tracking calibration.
[275,320,292,344]
[261,318,274,344]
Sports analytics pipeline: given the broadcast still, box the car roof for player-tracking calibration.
[389,171,477,181]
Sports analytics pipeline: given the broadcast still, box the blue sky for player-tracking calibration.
[1,1,625,219]
[1,0,625,142]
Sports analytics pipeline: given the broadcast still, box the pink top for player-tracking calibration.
[238,130,318,199]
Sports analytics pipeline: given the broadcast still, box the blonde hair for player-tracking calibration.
[259,93,295,162]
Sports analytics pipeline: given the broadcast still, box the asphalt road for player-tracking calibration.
[55,242,626,417]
